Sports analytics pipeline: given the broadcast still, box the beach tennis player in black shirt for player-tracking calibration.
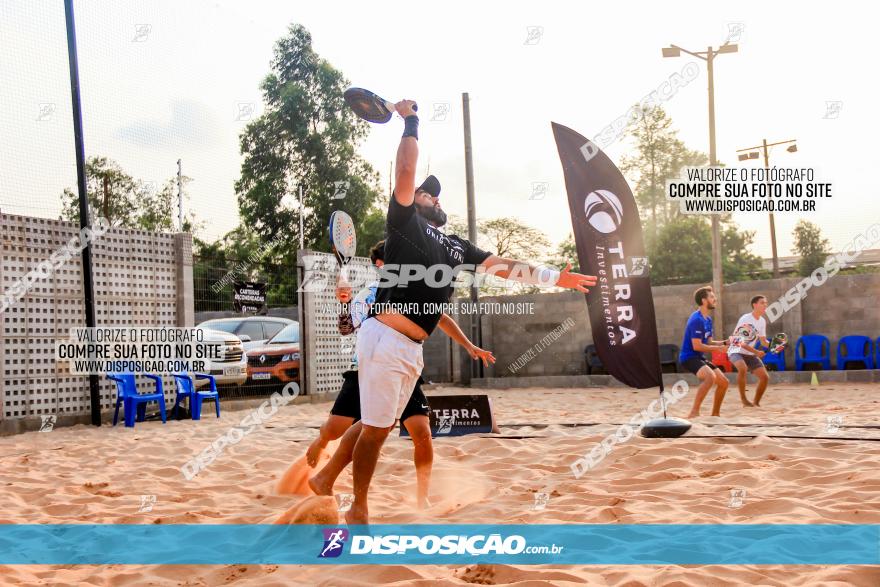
[342,99,597,524]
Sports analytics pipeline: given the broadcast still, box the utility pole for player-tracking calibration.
[462,92,482,379]
[298,184,305,251]
[177,159,183,231]
[662,41,738,337]
[736,138,798,278]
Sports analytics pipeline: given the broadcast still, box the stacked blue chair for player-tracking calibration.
[172,373,221,420]
[794,334,831,371]
[836,335,874,370]
[584,344,604,375]
[876,337,880,371]
[107,373,167,428]
[757,340,785,371]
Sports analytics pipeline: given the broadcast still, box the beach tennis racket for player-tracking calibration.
[732,323,757,345]
[329,210,356,266]
[343,87,417,124]
[769,332,788,354]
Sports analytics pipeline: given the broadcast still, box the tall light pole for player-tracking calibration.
[462,92,482,380]
[736,138,797,278]
[662,42,738,336]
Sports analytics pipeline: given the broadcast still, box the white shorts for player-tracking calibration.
[356,318,424,428]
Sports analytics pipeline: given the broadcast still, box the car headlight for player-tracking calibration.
[281,353,300,362]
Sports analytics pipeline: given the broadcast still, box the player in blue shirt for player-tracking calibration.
[679,286,730,418]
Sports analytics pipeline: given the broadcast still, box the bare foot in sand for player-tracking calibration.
[687,411,700,419]
[306,438,326,468]
[345,503,368,525]
[417,495,432,510]
[308,472,334,496]
[742,399,754,407]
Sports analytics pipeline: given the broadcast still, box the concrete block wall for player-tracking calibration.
[468,272,880,379]
[422,320,454,383]
[0,213,194,421]
[802,273,880,346]
[457,291,592,380]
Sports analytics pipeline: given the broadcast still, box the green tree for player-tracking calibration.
[445,215,471,242]
[235,23,383,263]
[192,236,235,311]
[444,215,552,295]
[445,215,550,260]
[61,156,198,233]
[721,221,767,282]
[480,217,550,260]
[138,176,199,233]
[620,105,707,241]
[548,234,580,274]
[650,216,712,285]
[193,225,293,311]
[649,216,765,285]
[61,156,139,227]
[357,209,386,252]
[792,220,831,276]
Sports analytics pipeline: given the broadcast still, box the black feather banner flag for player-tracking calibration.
[552,122,662,389]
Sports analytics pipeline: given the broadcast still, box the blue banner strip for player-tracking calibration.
[0,524,877,565]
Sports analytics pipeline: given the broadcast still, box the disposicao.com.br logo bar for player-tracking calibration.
[1,524,878,565]
[320,527,563,559]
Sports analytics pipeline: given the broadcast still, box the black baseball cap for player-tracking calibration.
[416,175,441,198]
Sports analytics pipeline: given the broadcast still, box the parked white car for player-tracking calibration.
[198,317,293,351]
[194,327,247,386]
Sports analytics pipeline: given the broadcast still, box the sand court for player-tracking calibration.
[1,382,878,585]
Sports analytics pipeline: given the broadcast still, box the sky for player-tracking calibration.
[2,0,878,261]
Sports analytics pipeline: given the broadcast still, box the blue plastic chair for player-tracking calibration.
[107,373,167,428]
[172,373,220,420]
[836,335,874,370]
[794,334,831,371]
[757,340,786,371]
[171,373,195,420]
[876,338,880,370]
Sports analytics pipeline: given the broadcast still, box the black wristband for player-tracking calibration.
[402,115,419,139]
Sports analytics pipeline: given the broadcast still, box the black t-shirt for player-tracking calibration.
[373,195,492,335]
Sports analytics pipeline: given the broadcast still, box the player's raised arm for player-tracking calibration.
[393,100,419,207]
[478,255,597,293]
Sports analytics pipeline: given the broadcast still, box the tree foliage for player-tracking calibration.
[649,216,766,285]
[620,105,768,285]
[235,23,383,258]
[445,215,552,295]
[620,104,707,242]
[61,156,197,232]
[792,220,831,276]
[189,23,391,311]
[548,234,580,274]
